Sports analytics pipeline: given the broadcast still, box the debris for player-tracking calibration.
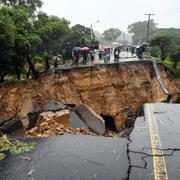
[153,111,167,114]
[28,127,38,136]
[94,174,97,179]
[19,156,32,161]
[28,168,35,176]
[36,110,71,129]
[104,131,115,137]
[41,102,67,112]
[25,109,98,137]
[0,135,36,160]
[0,116,24,134]
[75,104,105,135]
[0,152,6,160]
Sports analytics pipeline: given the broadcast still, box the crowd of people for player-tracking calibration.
[52,43,148,68]
[98,46,138,63]
[72,48,95,66]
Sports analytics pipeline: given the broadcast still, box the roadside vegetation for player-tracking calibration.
[149,32,180,78]
[0,0,98,83]
[0,135,36,160]
[141,35,180,78]
[126,20,180,78]
[156,58,180,78]
[0,0,180,82]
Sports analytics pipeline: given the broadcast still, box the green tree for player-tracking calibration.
[72,24,92,40]
[72,24,93,45]
[10,6,41,78]
[0,2,89,82]
[150,34,172,60]
[169,46,180,69]
[14,33,41,78]
[12,6,39,78]
[0,0,42,12]
[157,28,180,37]
[35,12,71,69]
[102,28,121,42]
[128,20,157,44]
[60,31,87,58]
[60,24,94,59]
[0,6,41,81]
[0,7,15,82]
[156,28,180,47]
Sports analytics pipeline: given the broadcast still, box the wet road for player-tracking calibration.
[1,103,180,180]
[145,103,180,179]
[0,135,129,180]
[128,103,180,180]
[55,51,139,69]
[94,51,138,64]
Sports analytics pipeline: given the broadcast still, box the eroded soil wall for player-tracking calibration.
[0,61,178,130]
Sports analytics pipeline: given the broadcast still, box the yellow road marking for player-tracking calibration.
[146,104,168,180]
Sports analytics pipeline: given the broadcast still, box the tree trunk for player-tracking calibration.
[26,67,31,79]
[45,58,50,71]
[173,61,178,69]
[15,66,21,80]
[0,73,7,83]
[160,47,166,61]
[26,55,39,79]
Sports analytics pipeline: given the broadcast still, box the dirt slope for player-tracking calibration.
[0,61,179,130]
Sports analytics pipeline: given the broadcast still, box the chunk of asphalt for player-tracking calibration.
[71,112,89,129]
[0,116,23,134]
[41,102,67,112]
[75,104,105,135]
[27,102,68,129]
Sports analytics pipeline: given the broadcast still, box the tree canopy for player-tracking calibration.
[150,34,172,60]
[0,0,43,12]
[0,4,73,82]
[128,20,157,44]
[169,46,180,69]
[102,28,121,43]
[0,2,98,83]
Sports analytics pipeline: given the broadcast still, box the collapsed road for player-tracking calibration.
[1,103,180,180]
[0,60,180,179]
[0,60,179,131]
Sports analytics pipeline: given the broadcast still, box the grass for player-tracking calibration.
[155,58,180,78]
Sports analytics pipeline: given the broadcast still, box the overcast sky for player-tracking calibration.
[42,0,180,33]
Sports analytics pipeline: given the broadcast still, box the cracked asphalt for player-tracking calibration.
[0,103,180,180]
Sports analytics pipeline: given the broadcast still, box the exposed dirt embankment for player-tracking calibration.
[0,61,179,131]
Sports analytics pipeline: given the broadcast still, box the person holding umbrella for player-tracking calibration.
[72,47,81,66]
[81,47,89,65]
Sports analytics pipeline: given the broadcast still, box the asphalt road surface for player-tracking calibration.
[0,103,180,180]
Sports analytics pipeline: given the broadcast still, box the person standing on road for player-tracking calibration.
[114,48,120,62]
[136,44,148,60]
[74,50,80,66]
[126,47,129,58]
[90,51,95,64]
[103,49,110,63]
[82,51,88,65]
[54,56,58,68]
[136,46,143,60]
[131,47,135,57]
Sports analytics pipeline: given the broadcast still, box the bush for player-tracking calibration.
[169,46,180,69]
